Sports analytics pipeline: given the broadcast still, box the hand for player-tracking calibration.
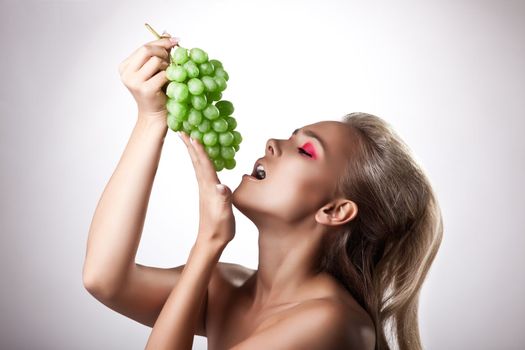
[178,131,236,247]
[119,34,179,124]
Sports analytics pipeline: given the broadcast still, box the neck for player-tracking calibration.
[248,219,326,310]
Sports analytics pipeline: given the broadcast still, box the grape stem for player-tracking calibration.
[145,23,175,64]
[144,23,171,39]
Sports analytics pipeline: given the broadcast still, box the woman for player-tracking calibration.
[82,34,443,350]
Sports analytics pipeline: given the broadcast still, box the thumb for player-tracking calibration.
[215,184,232,201]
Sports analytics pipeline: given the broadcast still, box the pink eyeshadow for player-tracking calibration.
[303,142,317,159]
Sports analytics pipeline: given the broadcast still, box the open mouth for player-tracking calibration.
[251,162,266,180]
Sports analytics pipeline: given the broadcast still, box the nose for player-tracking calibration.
[265,138,280,156]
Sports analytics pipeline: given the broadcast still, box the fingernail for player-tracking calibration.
[216,184,225,194]
[169,37,180,45]
[189,136,194,144]
[177,131,183,139]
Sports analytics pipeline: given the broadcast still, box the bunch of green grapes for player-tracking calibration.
[165,46,242,172]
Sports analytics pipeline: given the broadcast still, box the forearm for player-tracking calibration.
[83,116,168,294]
[145,239,225,350]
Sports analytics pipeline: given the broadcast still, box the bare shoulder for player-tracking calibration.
[293,298,376,350]
[231,297,376,350]
[214,262,256,287]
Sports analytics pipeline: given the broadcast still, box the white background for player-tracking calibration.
[1,0,524,349]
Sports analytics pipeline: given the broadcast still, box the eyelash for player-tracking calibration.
[298,147,312,158]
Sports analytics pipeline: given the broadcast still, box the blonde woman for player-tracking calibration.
[83,34,443,350]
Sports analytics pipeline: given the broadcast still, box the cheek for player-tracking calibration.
[268,170,329,217]
[232,162,333,222]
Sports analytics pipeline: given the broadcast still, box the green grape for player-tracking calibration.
[167,82,189,102]
[164,46,237,171]
[190,48,209,64]
[183,60,199,78]
[224,158,236,170]
[190,94,207,110]
[203,104,220,120]
[215,100,234,116]
[207,91,222,102]
[214,76,227,92]
[166,81,177,98]
[187,78,205,95]
[171,47,189,64]
[224,116,237,130]
[212,118,228,133]
[232,130,243,144]
[201,76,218,92]
[187,108,203,126]
[213,158,225,172]
[219,131,235,146]
[167,113,182,131]
[166,65,187,82]
[198,119,211,133]
[166,65,176,80]
[182,120,193,133]
[167,99,188,119]
[166,65,178,82]
[190,130,203,143]
[199,62,214,76]
[214,67,229,81]
[220,145,235,160]
[172,110,186,122]
[209,59,223,69]
[205,145,221,159]
[203,130,219,146]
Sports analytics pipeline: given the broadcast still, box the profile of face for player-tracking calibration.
[232,121,358,229]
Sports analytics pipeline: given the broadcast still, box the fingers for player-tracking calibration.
[178,132,220,186]
[144,69,169,92]
[127,43,171,73]
[120,37,177,75]
[137,56,170,81]
[178,131,198,164]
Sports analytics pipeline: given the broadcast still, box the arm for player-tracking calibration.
[142,121,235,348]
[82,35,177,296]
[82,116,167,298]
[145,240,225,349]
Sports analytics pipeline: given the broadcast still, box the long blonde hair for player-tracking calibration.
[317,112,443,349]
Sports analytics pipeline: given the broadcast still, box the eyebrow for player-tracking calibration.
[292,128,327,153]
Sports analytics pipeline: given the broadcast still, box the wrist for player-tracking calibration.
[194,237,228,255]
[135,116,168,136]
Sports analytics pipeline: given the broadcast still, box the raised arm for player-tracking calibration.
[82,36,178,298]
[144,126,236,349]
[82,117,167,297]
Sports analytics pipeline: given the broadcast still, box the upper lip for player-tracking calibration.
[251,158,268,178]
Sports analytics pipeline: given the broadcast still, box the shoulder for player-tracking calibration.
[213,262,256,287]
[231,297,376,350]
[292,298,376,350]
[208,262,255,304]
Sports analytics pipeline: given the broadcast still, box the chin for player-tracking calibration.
[232,185,266,224]
[232,186,251,216]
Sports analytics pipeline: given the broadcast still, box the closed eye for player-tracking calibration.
[298,147,312,158]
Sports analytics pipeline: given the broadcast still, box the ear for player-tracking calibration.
[315,199,358,227]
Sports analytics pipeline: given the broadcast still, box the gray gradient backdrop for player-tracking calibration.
[1,0,524,349]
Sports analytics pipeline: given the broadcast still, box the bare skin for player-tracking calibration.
[217,120,375,349]
[232,121,359,309]
[207,263,375,349]
[82,33,375,349]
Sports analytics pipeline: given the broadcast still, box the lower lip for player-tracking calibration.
[243,174,260,182]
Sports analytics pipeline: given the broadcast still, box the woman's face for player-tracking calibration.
[232,120,356,226]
